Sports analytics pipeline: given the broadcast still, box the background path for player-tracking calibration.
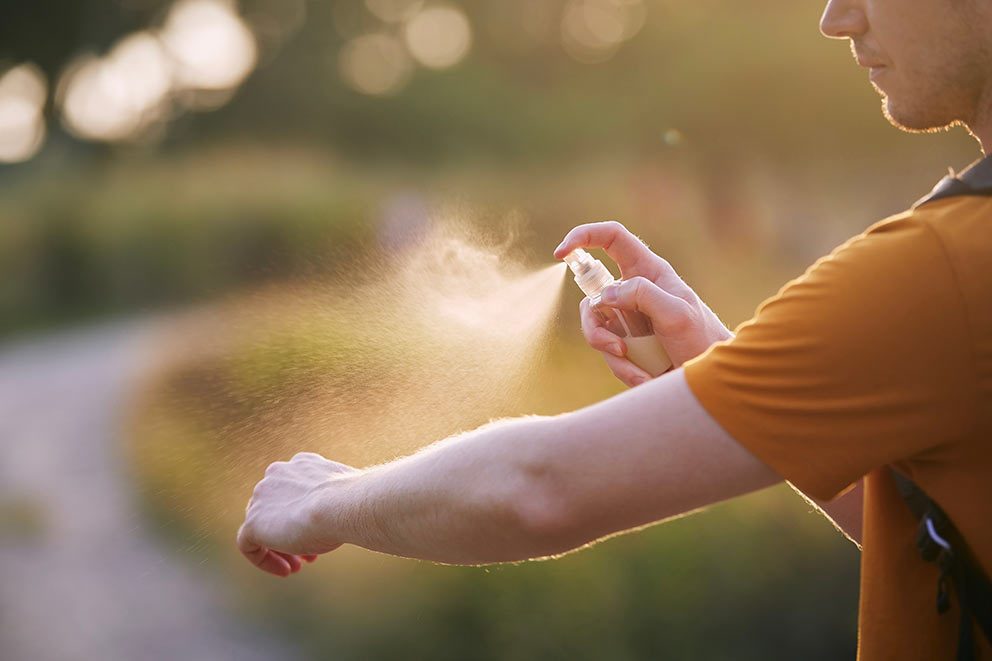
[0,321,297,661]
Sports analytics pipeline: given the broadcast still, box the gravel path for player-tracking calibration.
[0,321,297,661]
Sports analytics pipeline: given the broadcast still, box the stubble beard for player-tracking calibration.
[877,16,991,136]
[879,92,966,135]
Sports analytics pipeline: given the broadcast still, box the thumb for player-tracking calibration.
[600,277,694,336]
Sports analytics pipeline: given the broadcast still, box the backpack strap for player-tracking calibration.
[889,467,992,660]
[914,156,992,208]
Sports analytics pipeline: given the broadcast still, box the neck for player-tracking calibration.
[978,127,992,156]
[976,118,992,156]
[973,86,992,155]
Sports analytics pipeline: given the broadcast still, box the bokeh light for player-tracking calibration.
[561,0,646,64]
[339,33,413,96]
[159,0,258,91]
[404,5,473,70]
[57,0,257,143]
[663,128,684,146]
[364,0,424,23]
[59,32,172,142]
[0,63,47,164]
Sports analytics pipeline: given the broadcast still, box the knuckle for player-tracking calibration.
[564,227,587,248]
[603,220,627,234]
[627,276,649,300]
[662,301,697,334]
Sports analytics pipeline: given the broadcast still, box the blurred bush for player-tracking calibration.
[0,149,376,335]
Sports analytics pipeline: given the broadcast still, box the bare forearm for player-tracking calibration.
[312,371,781,565]
[314,416,565,564]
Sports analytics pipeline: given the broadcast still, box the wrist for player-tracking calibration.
[693,298,732,344]
[305,469,368,550]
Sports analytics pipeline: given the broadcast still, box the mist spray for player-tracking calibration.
[563,249,673,377]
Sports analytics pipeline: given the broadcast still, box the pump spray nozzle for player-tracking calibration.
[563,248,615,299]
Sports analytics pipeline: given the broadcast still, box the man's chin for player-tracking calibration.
[881,97,959,134]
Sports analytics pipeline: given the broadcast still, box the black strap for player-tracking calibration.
[914,156,992,208]
[889,468,992,660]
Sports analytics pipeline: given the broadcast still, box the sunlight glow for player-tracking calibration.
[404,6,473,70]
[160,0,258,91]
[561,0,646,64]
[339,33,413,96]
[0,63,47,163]
[59,32,172,141]
[57,0,257,143]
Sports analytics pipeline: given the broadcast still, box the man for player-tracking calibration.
[237,0,992,657]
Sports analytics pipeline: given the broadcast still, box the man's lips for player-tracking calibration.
[856,57,886,69]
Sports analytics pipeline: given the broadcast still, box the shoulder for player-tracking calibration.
[744,210,953,346]
[682,206,975,500]
[687,204,971,407]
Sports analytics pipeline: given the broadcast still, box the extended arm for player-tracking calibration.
[237,369,782,572]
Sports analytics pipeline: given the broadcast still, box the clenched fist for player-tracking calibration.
[237,452,360,577]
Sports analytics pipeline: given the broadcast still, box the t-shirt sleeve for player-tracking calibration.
[682,213,975,501]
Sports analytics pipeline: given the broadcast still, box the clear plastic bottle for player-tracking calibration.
[563,248,673,377]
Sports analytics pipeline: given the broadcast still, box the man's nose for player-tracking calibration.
[820,0,868,39]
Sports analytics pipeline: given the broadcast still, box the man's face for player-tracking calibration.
[820,0,992,134]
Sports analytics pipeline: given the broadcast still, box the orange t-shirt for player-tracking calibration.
[683,158,992,659]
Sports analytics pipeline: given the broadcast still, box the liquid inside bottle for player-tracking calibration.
[563,248,673,377]
[589,297,672,376]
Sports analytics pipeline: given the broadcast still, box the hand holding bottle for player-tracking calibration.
[554,221,733,387]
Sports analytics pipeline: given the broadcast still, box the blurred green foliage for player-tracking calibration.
[0,151,376,335]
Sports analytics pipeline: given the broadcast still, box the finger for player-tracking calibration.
[580,298,625,357]
[554,221,667,280]
[237,523,259,557]
[273,551,303,574]
[602,352,653,388]
[238,531,293,578]
[600,277,695,337]
[302,554,319,563]
[291,452,326,463]
[256,551,293,577]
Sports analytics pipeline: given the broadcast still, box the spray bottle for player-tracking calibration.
[563,249,673,377]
